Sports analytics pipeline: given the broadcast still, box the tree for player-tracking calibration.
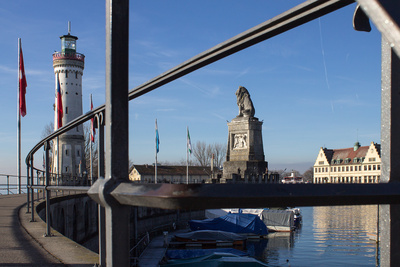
[84,123,98,179]
[192,141,226,167]
[302,167,314,183]
[41,122,54,171]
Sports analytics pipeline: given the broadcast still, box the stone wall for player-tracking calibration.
[36,194,205,252]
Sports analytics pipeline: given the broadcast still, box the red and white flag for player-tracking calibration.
[90,94,95,142]
[19,43,27,117]
[56,73,63,128]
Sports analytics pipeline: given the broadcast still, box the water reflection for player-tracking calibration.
[251,206,379,266]
[313,205,378,255]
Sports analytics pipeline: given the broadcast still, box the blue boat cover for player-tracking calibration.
[189,213,268,235]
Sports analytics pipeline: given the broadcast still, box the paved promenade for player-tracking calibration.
[0,194,98,266]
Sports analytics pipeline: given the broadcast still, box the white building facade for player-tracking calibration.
[313,142,381,184]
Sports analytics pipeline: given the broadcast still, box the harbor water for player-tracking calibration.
[249,205,379,266]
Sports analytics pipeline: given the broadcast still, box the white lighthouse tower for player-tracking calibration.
[52,23,86,184]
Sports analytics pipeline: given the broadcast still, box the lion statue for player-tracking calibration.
[235,86,255,117]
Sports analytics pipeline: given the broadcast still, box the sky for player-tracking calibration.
[0,1,382,177]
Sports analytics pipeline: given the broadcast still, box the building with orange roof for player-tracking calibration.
[313,142,381,184]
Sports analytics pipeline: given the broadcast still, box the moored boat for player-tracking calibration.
[162,252,269,266]
[173,230,247,248]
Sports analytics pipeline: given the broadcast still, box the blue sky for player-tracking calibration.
[0,1,381,176]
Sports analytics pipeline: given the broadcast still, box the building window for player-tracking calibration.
[368,165,372,171]
[378,165,381,170]
[66,107,68,114]
[350,166,353,172]
[364,166,367,171]
[346,166,349,172]
[354,166,357,171]
[334,167,336,172]
[373,165,376,170]
[65,72,68,78]
[75,72,78,79]
[319,161,324,165]
[65,149,68,156]
[369,157,376,162]
[342,167,345,172]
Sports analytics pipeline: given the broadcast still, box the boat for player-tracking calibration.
[162,252,269,266]
[189,213,268,236]
[205,208,301,232]
[281,172,304,184]
[172,230,247,248]
[260,209,295,232]
[166,248,248,259]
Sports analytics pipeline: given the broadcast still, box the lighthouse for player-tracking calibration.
[52,23,86,184]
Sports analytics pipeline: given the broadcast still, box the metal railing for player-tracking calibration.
[0,174,26,195]
[24,0,400,266]
[52,51,85,62]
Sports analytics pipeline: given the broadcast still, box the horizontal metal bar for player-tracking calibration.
[357,0,400,57]
[106,183,400,210]
[30,185,90,192]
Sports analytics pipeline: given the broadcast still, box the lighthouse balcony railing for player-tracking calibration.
[24,0,400,266]
[52,51,85,62]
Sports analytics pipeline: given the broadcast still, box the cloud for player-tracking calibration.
[0,65,14,74]
[179,78,221,98]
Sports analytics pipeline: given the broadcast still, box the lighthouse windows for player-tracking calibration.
[65,72,68,78]
[66,107,68,114]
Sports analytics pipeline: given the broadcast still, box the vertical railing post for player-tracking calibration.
[26,164,30,213]
[30,157,35,222]
[7,175,9,195]
[44,141,52,237]
[36,170,39,200]
[103,0,130,265]
[97,113,106,267]
[380,29,400,267]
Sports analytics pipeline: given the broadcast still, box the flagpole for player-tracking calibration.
[155,119,158,184]
[57,74,60,186]
[17,38,21,194]
[90,94,93,185]
[186,126,189,184]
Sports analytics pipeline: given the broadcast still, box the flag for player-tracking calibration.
[90,95,95,142]
[19,43,27,117]
[155,119,160,153]
[56,73,63,128]
[187,127,192,154]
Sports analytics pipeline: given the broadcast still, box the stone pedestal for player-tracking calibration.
[222,116,268,182]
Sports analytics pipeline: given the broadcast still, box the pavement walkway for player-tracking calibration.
[0,194,98,266]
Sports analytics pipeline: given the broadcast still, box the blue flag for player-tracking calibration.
[156,119,160,153]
